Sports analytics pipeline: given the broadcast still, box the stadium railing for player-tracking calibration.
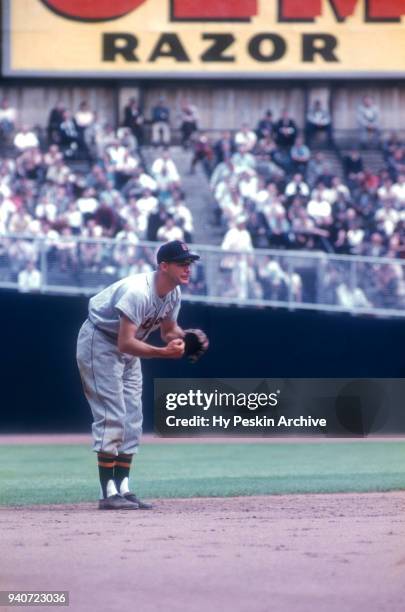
[1,234,405,318]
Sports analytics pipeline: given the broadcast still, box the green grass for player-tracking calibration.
[1,441,405,505]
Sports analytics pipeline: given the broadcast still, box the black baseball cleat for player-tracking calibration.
[123,492,153,509]
[98,494,139,510]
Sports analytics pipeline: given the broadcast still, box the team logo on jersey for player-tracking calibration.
[141,316,164,330]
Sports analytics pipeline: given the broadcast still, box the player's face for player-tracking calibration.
[166,261,192,285]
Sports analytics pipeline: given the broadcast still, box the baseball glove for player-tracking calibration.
[183,329,209,363]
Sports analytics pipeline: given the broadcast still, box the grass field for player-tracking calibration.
[1,441,405,505]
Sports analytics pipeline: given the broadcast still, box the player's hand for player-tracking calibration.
[163,338,185,359]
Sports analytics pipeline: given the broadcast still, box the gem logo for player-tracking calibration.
[40,0,404,23]
[41,0,148,21]
[41,0,258,22]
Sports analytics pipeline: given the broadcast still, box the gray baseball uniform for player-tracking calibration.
[76,271,181,455]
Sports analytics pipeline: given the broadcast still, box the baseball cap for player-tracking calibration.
[157,240,200,264]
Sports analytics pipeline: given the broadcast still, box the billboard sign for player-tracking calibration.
[2,0,405,78]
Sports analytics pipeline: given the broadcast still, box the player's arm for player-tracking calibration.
[160,318,185,344]
[118,314,184,359]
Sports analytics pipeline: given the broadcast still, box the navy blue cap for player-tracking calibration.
[157,240,200,264]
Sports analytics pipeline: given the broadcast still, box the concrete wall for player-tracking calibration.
[1,80,404,132]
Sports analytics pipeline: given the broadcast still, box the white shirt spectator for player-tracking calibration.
[262,200,285,222]
[375,205,399,236]
[347,227,365,249]
[0,105,17,124]
[35,201,58,223]
[14,129,39,151]
[136,193,158,216]
[0,196,16,233]
[231,150,256,172]
[115,151,138,173]
[77,194,98,215]
[285,178,310,198]
[138,172,157,192]
[75,109,94,128]
[238,172,259,199]
[106,144,127,167]
[18,263,42,293]
[9,210,33,233]
[115,228,139,245]
[307,197,332,221]
[221,223,253,252]
[337,283,371,309]
[234,128,257,151]
[151,156,180,183]
[391,177,405,204]
[65,206,83,231]
[329,179,350,203]
[157,220,184,242]
[170,202,194,234]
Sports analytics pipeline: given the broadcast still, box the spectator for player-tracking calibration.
[18,260,42,293]
[47,101,66,144]
[234,123,257,152]
[58,111,82,158]
[285,173,310,199]
[190,133,214,177]
[179,99,199,149]
[169,190,194,241]
[232,144,256,172]
[75,101,95,139]
[343,150,364,185]
[156,215,184,241]
[256,110,274,141]
[357,95,380,147]
[274,110,298,148]
[14,125,39,151]
[337,280,371,309]
[305,99,333,146]
[246,209,269,248]
[392,174,405,204]
[346,209,365,254]
[307,151,328,187]
[290,136,311,175]
[221,215,253,253]
[151,148,180,183]
[123,97,144,146]
[375,198,399,237]
[268,208,291,248]
[0,97,17,144]
[214,131,234,165]
[151,97,171,146]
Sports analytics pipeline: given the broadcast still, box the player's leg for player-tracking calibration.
[76,321,137,510]
[115,358,153,509]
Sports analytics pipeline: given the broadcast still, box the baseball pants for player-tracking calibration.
[76,319,143,455]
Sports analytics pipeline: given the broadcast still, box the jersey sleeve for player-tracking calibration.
[114,286,147,327]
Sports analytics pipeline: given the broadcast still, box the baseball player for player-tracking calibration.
[76,240,202,510]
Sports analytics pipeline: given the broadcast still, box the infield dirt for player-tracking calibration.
[1,491,404,612]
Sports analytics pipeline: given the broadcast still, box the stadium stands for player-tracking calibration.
[0,93,404,311]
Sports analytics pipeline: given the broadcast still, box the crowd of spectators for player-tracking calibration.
[0,95,206,293]
[205,100,405,307]
[0,91,404,310]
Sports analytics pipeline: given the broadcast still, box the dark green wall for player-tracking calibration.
[1,291,405,433]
